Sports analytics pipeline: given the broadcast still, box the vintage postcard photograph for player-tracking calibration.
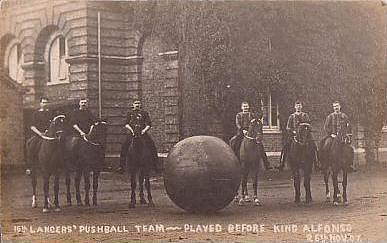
[0,0,386,242]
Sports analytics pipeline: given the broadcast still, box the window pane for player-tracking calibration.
[50,37,60,82]
[8,44,18,80]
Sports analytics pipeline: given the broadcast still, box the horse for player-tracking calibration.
[64,120,107,206]
[278,123,318,204]
[318,129,353,206]
[26,114,66,213]
[236,119,266,206]
[127,125,156,208]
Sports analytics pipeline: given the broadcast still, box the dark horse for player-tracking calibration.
[318,129,353,206]
[64,121,107,206]
[278,123,318,204]
[26,114,66,212]
[127,125,156,208]
[235,119,266,206]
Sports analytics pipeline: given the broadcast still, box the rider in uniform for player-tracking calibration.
[323,100,356,172]
[26,97,53,174]
[232,102,253,158]
[232,102,269,166]
[70,98,96,137]
[282,101,311,162]
[117,100,158,173]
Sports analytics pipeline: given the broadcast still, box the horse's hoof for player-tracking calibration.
[42,208,49,213]
[238,199,245,206]
[140,198,147,205]
[129,203,135,208]
[343,200,349,206]
[254,199,263,206]
[93,202,98,206]
[32,202,37,208]
[148,202,155,207]
[54,207,61,212]
[326,192,331,201]
[244,195,252,202]
[333,201,340,206]
[67,202,72,207]
[85,202,90,207]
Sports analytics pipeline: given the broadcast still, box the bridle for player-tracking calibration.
[293,122,311,145]
[82,121,106,146]
[40,115,65,141]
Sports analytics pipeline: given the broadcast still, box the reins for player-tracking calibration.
[81,122,106,146]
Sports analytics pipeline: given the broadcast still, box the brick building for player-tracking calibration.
[0,68,25,168]
[0,0,386,167]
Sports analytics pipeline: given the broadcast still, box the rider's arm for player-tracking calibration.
[73,124,86,136]
[235,113,242,131]
[125,124,134,135]
[30,125,44,137]
[142,111,152,134]
[286,115,296,135]
[323,114,334,136]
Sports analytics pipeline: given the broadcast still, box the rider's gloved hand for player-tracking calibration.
[79,131,86,137]
[26,169,31,175]
[330,134,337,138]
[242,130,248,135]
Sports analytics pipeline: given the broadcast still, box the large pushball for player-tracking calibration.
[164,136,241,213]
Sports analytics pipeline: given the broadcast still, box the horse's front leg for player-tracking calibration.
[239,169,248,205]
[43,175,50,213]
[75,170,82,206]
[83,171,91,206]
[129,170,137,208]
[253,171,262,206]
[31,173,37,208]
[65,172,72,206]
[323,168,330,202]
[304,172,312,204]
[92,171,99,206]
[53,174,61,211]
[332,170,340,205]
[144,171,154,207]
[139,171,146,204]
[293,169,301,204]
[342,171,348,205]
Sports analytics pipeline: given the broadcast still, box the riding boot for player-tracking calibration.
[117,137,131,174]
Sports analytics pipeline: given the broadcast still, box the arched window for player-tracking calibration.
[48,35,68,84]
[5,42,24,83]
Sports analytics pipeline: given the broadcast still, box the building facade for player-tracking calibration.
[0,0,386,167]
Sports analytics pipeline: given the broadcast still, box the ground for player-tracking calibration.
[1,165,387,243]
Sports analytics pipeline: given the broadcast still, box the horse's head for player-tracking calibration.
[297,123,312,143]
[47,114,66,140]
[343,133,352,145]
[88,120,107,145]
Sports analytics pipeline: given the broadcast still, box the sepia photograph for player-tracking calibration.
[0,0,386,242]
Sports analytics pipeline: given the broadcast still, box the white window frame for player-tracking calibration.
[45,33,69,85]
[4,39,24,84]
[262,90,280,133]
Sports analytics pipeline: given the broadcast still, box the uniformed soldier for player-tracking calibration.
[282,101,311,161]
[117,100,158,173]
[26,97,53,174]
[286,101,311,137]
[231,102,253,156]
[323,101,356,172]
[70,98,96,137]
